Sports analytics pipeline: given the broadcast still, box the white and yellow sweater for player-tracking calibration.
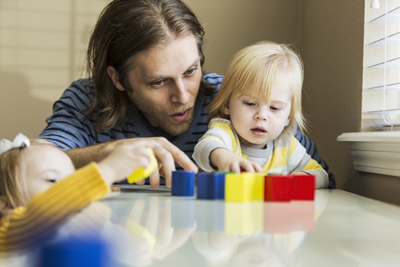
[193,118,328,189]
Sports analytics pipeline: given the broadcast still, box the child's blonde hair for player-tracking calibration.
[208,41,306,138]
[0,139,55,218]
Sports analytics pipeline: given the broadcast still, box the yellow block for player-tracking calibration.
[127,147,158,184]
[225,173,252,202]
[225,173,265,202]
[253,173,265,201]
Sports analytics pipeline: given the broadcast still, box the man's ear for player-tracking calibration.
[107,66,126,92]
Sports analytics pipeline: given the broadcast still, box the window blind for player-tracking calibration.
[363,0,400,131]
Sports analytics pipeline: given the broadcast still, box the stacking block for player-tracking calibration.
[225,173,253,202]
[225,202,263,235]
[264,175,294,202]
[171,170,195,196]
[195,200,224,232]
[171,198,195,229]
[225,173,265,202]
[127,147,158,184]
[253,173,265,201]
[197,172,226,200]
[291,174,315,200]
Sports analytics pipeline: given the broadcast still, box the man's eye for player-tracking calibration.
[185,68,196,75]
[153,80,163,86]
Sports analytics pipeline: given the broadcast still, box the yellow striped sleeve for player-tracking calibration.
[0,162,109,253]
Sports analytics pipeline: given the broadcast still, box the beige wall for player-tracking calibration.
[2,0,396,203]
[299,1,364,190]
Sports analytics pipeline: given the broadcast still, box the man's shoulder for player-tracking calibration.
[61,77,95,99]
[203,72,223,85]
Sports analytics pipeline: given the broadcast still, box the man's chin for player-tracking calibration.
[162,119,192,136]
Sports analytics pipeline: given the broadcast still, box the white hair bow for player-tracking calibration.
[0,133,30,155]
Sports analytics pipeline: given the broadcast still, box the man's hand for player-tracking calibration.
[67,137,198,189]
[105,137,198,188]
[210,148,262,173]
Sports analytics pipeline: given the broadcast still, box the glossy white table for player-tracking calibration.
[6,187,400,266]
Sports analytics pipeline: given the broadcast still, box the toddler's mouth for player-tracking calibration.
[251,127,267,136]
[251,127,266,132]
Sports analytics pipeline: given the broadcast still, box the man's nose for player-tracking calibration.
[170,79,190,104]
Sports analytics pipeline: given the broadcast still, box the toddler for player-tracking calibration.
[193,41,328,188]
[0,133,162,252]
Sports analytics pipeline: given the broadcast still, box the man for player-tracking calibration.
[39,0,335,189]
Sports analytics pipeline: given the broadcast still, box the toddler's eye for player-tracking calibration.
[270,106,279,111]
[244,101,256,106]
[47,179,56,183]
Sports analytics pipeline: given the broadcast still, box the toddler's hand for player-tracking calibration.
[210,148,262,173]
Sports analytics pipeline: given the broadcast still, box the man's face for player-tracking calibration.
[117,35,202,136]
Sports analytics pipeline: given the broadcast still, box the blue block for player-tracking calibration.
[38,237,110,267]
[197,172,226,200]
[171,170,195,196]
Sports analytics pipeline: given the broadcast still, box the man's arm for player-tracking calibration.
[66,142,113,169]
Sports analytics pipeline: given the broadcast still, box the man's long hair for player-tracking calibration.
[84,0,215,133]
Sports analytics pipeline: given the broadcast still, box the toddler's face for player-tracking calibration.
[224,73,292,149]
[19,144,75,204]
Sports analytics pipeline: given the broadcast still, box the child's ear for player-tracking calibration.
[0,196,13,216]
[285,114,290,126]
[223,102,230,116]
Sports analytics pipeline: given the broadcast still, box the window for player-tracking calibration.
[363,0,400,131]
[337,0,400,177]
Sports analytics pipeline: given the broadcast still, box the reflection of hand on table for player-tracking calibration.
[128,196,196,260]
[192,230,260,265]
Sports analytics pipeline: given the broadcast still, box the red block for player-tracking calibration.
[264,175,293,202]
[291,174,315,200]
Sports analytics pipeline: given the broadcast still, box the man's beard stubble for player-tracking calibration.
[132,98,194,136]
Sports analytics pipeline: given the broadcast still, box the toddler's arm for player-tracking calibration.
[288,136,329,189]
[0,140,161,253]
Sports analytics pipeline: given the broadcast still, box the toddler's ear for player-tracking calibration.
[285,114,290,126]
[0,196,13,216]
[223,102,230,116]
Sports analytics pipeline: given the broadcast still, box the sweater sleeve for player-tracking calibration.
[0,162,109,253]
[193,119,236,172]
[294,130,335,189]
[288,136,329,189]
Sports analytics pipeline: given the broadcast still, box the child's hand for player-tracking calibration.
[210,148,262,173]
[98,139,158,186]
